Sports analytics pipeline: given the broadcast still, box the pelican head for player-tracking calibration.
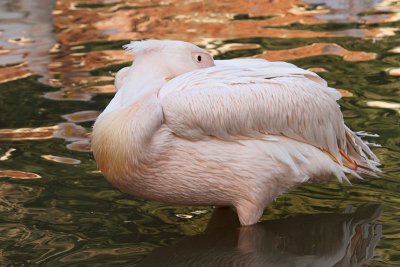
[106,40,216,114]
[122,40,214,83]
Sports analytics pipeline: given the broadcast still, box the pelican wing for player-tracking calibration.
[159,59,374,167]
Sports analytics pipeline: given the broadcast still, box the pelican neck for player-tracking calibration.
[101,71,166,116]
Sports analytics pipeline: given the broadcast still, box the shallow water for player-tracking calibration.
[0,0,399,266]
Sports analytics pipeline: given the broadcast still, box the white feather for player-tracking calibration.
[160,60,345,160]
[92,40,380,226]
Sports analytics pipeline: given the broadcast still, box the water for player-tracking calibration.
[0,0,399,266]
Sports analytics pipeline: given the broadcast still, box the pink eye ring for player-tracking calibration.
[191,52,215,68]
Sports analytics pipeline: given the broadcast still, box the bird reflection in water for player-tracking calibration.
[140,203,383,267]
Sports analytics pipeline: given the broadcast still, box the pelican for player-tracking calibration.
[92,40,379,226]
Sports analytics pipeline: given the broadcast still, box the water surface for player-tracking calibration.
[0,0,399,266]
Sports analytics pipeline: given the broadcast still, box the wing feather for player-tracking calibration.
[158,59,375,169]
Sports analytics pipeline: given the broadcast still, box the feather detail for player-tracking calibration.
[158,58,379,179]
[159,60,345,161]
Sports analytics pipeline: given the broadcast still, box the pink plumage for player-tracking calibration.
[92,40,379,225]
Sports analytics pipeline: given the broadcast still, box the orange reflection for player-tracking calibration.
[0,62,32,83]
[36,0,397,101]
[0,123,87,140]
[52,123,88,141]
[49,50,128,73]
[0,49,10,55]
[62,111,100,123]
[307,67,327,73]
[336,88,354,97]
[54,0,398,45]
[1,0,398,88]
[81,84,116,94]
[0,171,41,179]
[66,75,113,85]
[259,43,377,61]
[41,155,81,165]
[44,90,93,101]
[66,140,92,152]
[215,43,260,55]
[0,126,56,141]
[0,123,92,153]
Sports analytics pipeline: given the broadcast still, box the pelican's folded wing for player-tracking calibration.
[158,59,368,164]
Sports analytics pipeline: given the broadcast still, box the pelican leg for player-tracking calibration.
[235,201,265,226]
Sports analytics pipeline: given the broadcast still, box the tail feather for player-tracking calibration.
[343,126,380,176]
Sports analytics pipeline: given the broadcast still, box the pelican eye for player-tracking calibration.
[191,52,214,67]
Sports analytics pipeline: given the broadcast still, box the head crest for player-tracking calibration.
[124,39,166,55]
[123,39,198,56]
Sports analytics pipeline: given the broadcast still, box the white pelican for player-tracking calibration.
[92,40,379,226]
